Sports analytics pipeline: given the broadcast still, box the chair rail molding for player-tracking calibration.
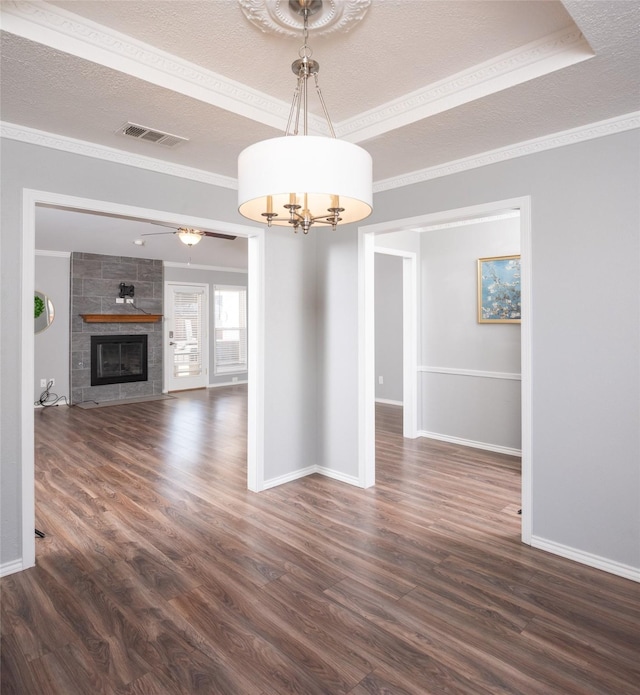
[419,365,521,381]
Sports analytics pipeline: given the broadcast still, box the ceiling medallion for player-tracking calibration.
[238,0,371,38]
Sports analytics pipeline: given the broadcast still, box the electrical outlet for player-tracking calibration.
[125,298,134,304]
[40,378,47,388]
[49,378,55,387]
[116,297,125,304]
[378,376,384,384]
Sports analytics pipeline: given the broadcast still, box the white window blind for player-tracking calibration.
[173,291,203,378]
[214,286,247,375]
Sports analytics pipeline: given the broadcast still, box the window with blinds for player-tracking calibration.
[173,290,203,378]
[214,285,247,375]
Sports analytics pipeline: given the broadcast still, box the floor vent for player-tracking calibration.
[117,122,188,148]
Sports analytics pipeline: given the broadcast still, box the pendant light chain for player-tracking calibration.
[314,72,336,138]
[301,5,310,49]
[285,4,335,139]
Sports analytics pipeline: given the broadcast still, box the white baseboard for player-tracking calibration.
[262,465,317,490]
[375,398,403,406]
[1,559,26,578]
[161,382,247,394]
[531,536,640,583]
[263,465,363,490]
[315,466,362,488]
[418,430,521,457]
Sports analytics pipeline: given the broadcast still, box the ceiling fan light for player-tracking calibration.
[177,229,203,246]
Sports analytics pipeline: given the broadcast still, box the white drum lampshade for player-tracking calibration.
[238,135,372,228]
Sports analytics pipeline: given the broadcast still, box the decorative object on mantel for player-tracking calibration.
[237,0,372,234]
[238,0,371,38]
[80,314,162,323]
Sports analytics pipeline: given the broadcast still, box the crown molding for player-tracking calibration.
[0,0,322,132]
[0,122,238,189]
[1,2,594,144]
[3,113,638,196]
[338,26,594,143]
[373,112,640,192]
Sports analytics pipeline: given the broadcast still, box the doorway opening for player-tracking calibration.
[359,196,532,544]
[373,247,418,440]
[21,189,266,571]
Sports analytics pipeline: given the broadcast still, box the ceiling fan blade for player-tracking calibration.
[141,225,237,241]
[150,221,180,230]
[202,231,237,241]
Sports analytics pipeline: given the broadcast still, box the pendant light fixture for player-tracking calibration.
[237,0,373,234]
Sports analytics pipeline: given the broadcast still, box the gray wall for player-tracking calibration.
[263,229,318,481]
[3,128,639,575]
[419,217,521,450]
[0,139,315,567]
[316,129,640,570]
[374,253,403,403]
[34,253,70,404]
[164,265,248,386]
[316,229,359,480]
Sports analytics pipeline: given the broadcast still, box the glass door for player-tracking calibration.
[164,283,208,391]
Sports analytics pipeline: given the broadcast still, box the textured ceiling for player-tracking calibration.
[34,206,251,269]
[1,0,639,264]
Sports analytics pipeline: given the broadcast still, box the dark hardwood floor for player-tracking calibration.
[2,386,639,694]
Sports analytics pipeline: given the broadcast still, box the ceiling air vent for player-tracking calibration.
[117,122,188,148]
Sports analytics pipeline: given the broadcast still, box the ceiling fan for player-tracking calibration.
[141,223,237,246]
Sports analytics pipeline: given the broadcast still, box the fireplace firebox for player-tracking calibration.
[90,334,148,386]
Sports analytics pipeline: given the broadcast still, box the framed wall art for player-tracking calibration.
[477,255,521,323]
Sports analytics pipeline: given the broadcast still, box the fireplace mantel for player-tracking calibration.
[80,314,162,323]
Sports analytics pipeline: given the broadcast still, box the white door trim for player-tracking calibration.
[358,231,376,488]
[20,189,265,572]
[373,247,418,439]
[359,196,532,545]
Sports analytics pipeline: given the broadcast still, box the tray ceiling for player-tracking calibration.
[2,0,639,263]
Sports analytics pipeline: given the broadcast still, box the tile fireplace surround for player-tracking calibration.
[70,252,163,405]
